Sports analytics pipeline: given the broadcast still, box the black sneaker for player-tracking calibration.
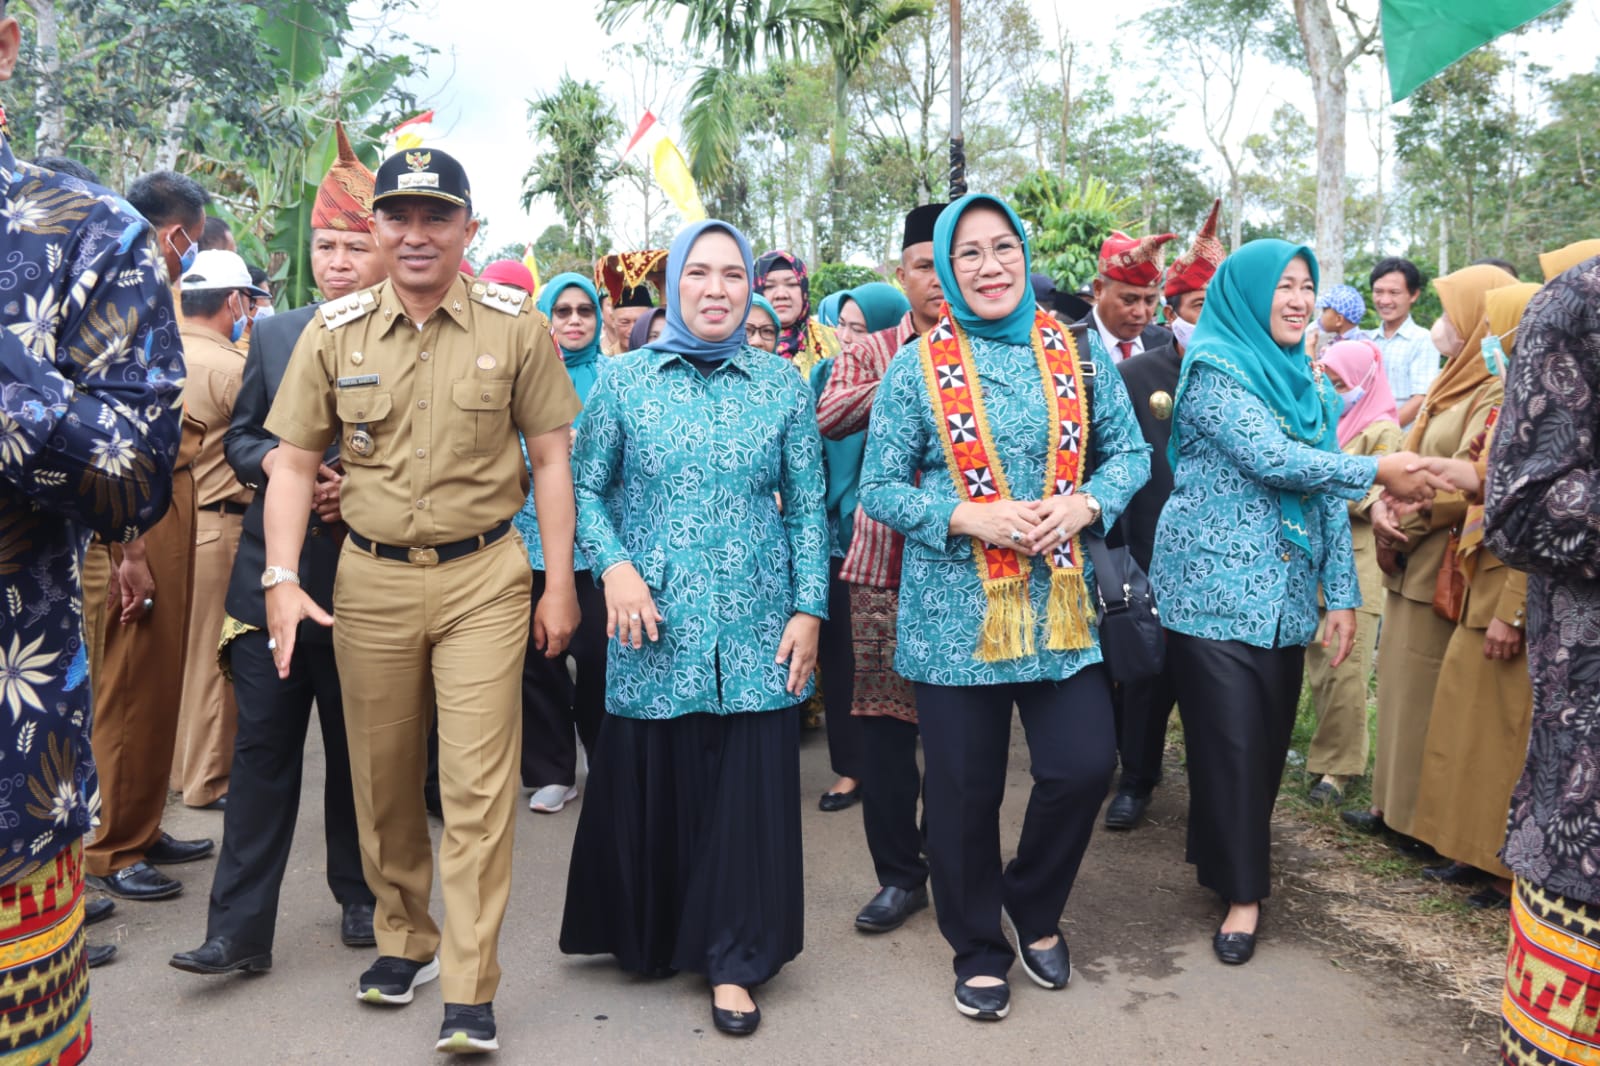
[436,1002,498,1054]
[357,955,439,1005]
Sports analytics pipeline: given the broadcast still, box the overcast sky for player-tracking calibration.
[360,0,1599,259]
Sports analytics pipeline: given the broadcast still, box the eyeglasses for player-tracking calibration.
[746,324,777,341]
[551,304,595,320]
[951,238,1024,274]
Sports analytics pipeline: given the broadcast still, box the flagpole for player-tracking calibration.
[949,0,966,198]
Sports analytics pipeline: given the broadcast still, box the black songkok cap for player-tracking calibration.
[617,284,655,308]
[372,147,471,211]
[902,203,947,250]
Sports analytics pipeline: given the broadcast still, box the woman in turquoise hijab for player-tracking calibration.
[1150,239,1428,966]
[515,271,608,813]
[859,193,1150,1021]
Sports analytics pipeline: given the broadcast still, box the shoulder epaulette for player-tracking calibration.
[319,290,377,330]
[470,281,529,317]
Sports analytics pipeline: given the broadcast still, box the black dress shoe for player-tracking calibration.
[1213,930,1257,965]
[711,991,760,1036]
[84,897,115,925]
[1005,912,1070,989]
[854,885,929,934]
[88,861,181,901]
[145,832,214,865]
[169,936,272,975]
[341,902,376,948]
[818,789,860,812]
[1467,886,1511,910]
[86,943,116,969]
[1340,809,1385,833]
[953,978,1009,1021]
[1392,835,1439,861]
[1421,861,1488,885]
[200,795,227,811]
[1104,791,1151,830]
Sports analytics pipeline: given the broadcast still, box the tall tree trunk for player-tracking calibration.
[1226,164,1244,252]
[1438,213,1449,278]
[1296,0,1348,287]
[154,93,191,172]
[826,63,849,262]
[30,0,66,154]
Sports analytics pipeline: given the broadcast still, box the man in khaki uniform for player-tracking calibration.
[170,249,265,810]
[261,148,581,1057]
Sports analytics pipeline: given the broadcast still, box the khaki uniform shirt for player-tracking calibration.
[179,322,254,509]
[1341,419,1403,615]
[265,275,581,546]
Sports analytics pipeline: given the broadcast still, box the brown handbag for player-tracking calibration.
[1432,529,1466,622]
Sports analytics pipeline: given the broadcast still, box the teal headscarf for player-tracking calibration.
[842,281,911,335]
[933,193,1038,345]
[536,273,603,404]
[816,291,845,327]
[748,294,779,332]
[1169,239,1340,553]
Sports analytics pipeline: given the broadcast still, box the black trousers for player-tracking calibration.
[1112,659,1178,796]
[916,669,1116,979]
[1167,632,1304,904]
[820,560,861,780]
[521,569,608,789]
[859,714,925,890]
[206,630,372,949]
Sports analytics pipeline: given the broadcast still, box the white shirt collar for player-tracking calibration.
[1091,309,1142,361]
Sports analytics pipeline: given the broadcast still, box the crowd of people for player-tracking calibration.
[4,5,1600,1060]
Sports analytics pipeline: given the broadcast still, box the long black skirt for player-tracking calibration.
[558,705,803,987]
[1167,632,1304,903]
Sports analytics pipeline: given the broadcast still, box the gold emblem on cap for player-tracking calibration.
[405,150,432,172]
[1150,391,1173,421]
[477,354,496,370]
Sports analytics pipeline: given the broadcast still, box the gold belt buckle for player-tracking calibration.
[407,546,439,567]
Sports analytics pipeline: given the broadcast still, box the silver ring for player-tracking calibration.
[1057,526,1068,539]
[266,638,277,651]
[1008,530,1023,543]
[628,612,641,622]
[142,597,154,611]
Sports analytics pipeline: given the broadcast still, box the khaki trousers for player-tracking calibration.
[83,467,197,877]
[333,532,531,1005]
[1304,609,1380,778]
[170,508,245,806]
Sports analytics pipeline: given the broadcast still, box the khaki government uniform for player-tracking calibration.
[1371,388,1496,837]
[170,323,254,808]
[1412,380,1531,876]
[265,274,580,1005]
[1305,419,1403,778]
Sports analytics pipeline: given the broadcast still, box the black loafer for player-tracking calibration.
[1004,911,1070,989]
[88,861,181,901]
[953,978,1009,1021]
[1213,930,1256,965]
[854,885,929,934]
[341,902,376,948]
[1421,861,1487,885]
[199,795,227,811]
[145,832,214,865]
[1392,835,1439,861]
[1104,791,1150,830]
[711,991,760,1036]
[169,936,273,976]
[84,897,115,925]
[1340,809,1385,833]
[1467,886,1511,910]
[818,789,860,812]
[86,943,117,969]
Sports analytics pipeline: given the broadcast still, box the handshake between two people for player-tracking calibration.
[1370,453,1483,549]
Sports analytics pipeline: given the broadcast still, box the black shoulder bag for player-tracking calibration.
[1068,324,1165,683]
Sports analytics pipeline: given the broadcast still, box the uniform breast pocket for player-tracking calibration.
[451,379,513,458]
[334,390,392,467]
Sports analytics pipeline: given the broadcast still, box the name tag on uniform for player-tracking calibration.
[337,374,380,389]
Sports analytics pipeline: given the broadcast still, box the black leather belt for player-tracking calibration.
[198,500,249,516]
[348,520,511,567]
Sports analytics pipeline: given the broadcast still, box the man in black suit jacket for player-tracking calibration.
[1086,230,1178,363]
[172,134,385,976]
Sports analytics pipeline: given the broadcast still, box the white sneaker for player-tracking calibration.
[529,784,579,813]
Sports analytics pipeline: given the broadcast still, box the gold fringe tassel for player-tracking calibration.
[1044,568,1096,652]
[974,575,1037,662]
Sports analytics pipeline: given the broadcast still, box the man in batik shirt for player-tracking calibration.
[0,4,186,1058]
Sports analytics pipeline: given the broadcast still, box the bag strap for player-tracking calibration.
[1066,323,1125,611]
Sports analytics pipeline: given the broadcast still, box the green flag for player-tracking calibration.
[1382,0,1561,101]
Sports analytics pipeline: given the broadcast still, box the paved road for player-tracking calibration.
[89,725,1480,1064]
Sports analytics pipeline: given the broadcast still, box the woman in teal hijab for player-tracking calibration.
[517,271,609,813]
[1150,239,1428,966]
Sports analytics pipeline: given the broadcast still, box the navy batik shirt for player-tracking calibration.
[0,131,185,884]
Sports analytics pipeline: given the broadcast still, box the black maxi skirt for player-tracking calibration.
[1167,632,1304,903]
[558,705,804,987]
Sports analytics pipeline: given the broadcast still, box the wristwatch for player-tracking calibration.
[260,566,301,590]
[1080,492,1103,522]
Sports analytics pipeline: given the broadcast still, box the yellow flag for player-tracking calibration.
[522,243,542,298]
[652,138,706,222]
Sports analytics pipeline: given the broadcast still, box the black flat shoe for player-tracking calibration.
[1392,835,1439,861]
[1212,930,1256,965]
[86,943,116,968]
[199,795,227,811]
[953,978,1009,1021]
[1421,861,1487,886]
[341,902,376,948]
[88,861,181,901]
[854,885,929,934]
[145,832,214,865]
[1103,790,1151,830]
[1340,809,1385,833]
[84,897,115,925]
[1467,887,1511,910]
[711,991,760,1036]
[169,936,273,976]
[1004,911,1070,989]
[818,789,860,812]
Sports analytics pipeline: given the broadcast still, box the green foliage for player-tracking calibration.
[1011,173,1139,291]
[809,263,883,301]
[521,77,626,260]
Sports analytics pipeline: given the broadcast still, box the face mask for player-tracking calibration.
[1171,315,1196,348]
[1481,333,1507,377]
[1339,385,1365,413]
[170,231,198,274]
[229,295,247,343]
[252,304,274,323]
